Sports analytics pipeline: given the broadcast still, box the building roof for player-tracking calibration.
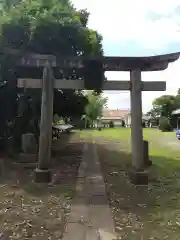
[102,109,130,120]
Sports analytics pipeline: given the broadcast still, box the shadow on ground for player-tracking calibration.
[96,142,180,239]
[0,133,83,239]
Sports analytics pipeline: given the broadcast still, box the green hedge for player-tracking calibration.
[109,121,114,128]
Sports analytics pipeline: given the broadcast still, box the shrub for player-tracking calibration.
[159,117,172,132]
[122,120,125,127]
[109,120,114,128]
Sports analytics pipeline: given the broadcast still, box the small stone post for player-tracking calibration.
[143,140,152,167]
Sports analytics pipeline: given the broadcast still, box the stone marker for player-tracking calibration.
[22,133,37,154]
[143,140,152,167]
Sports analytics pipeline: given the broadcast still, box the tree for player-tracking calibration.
[149,92,180,129]
[81,114,90,129]
[0,0,103,55]
[0,0,103,151]
[84,91,107,128]
[0,0,21,11]
[152,95,177,118]
[159,116,172,132]
[53,90,88,121]
[177,88,180,96]
[146,107,161,119]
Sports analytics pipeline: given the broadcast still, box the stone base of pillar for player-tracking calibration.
[34,168,51,183]
[128,168,148,185]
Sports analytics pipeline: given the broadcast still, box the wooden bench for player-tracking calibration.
[52,124,73,139]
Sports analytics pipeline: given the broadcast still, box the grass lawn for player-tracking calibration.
[81,128,180,239]
[81,127,175,143]
[81,128,180,171]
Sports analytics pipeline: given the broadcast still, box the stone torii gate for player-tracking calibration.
[16,52,180,184]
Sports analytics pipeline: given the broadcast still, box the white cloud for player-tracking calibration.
[72,0,180,112]
[73,0,180,48]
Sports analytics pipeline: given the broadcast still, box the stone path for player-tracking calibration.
[62,141,117,240]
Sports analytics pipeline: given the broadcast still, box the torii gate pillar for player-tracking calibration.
[130,69,144,169]
[34,61,54,182]
[128,69,148,184]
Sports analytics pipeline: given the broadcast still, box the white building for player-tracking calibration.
[123,112,132,127]
[123,113,151,127]
[101,109,130,127]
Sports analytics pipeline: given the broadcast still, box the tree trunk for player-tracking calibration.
[91,120,94,129]
[85,119,87,129]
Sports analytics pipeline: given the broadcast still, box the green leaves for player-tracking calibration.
[0,0,103,57]
[152,94,180,119]
[0,0,104,134]
[84,92,107,127]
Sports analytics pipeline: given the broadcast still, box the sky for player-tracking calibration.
[72,0,180,113]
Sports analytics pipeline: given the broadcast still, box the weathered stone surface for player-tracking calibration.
[128,168,148,185]
[15,51,180,71]
[18,153,37,163]
[68,197,89,223]
[34,168,52,183]
[12,162,37,169]
[85,228,100,240]
[88,198,115,234]
[63,142,116,239]
[143,140,152,168]
[22,133,37,154]
[0,233,7,240]
[63,223,86,240]
[86,182,106,196]
[98,229,118,240]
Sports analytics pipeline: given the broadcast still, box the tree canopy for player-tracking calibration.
[147,89,180,128]
[0,0,103,56]
[152,95,178,118]
[82,91,107,128]
[0,0,104,117]
[0,0,104,112]
[0,0,104,151]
